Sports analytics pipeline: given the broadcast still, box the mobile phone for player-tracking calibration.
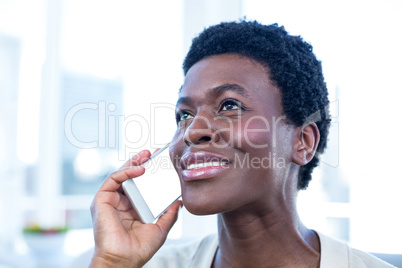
[122,143,181,224]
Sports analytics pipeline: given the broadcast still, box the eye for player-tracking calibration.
[219,99,242,111]
[176,110,194,123]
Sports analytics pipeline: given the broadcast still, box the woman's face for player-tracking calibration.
[170,54,295,215]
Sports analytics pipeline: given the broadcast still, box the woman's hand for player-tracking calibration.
[89,150,182,267]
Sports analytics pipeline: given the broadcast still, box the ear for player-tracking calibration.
[292,123,320,166]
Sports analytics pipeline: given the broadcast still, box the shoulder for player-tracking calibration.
[316,231,396,268]
[144,233,218,268]
[351,248,397,268]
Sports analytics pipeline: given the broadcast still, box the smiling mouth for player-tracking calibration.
[181,160,230,181]
[179,151,231,181]
[186,161,229,170]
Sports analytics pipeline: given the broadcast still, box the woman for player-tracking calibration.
[89,21,393,267]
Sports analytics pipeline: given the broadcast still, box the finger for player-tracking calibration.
[95,191,133,212]
[90,194,138,231]
[155,201,182,237]
[115,192,132,212]
[91,191,136,221]
[99,166,145,192]
[120,150,151,169]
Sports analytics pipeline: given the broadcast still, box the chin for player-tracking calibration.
[182,196,223,216]
[185,205,218,216]
[182,193,237,216]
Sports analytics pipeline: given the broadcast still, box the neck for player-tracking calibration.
[213,183,320,267]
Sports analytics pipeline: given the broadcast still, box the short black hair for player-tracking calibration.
[183,20,330,190]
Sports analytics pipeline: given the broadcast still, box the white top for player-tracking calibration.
[144,231,396,268]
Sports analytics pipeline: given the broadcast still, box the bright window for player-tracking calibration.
[1,1,401,265]
[244,0,402,254]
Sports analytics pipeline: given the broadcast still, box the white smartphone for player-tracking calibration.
[122,143,181,224]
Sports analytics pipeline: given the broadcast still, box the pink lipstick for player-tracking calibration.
[180,151,230,181]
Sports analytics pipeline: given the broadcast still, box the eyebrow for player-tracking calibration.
[209,83,249,98]
[176,96,192,108]
[176,83,249,108]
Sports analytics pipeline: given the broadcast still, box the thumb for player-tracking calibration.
[155,201,182,238]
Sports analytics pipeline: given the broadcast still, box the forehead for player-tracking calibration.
[179,54,281,109]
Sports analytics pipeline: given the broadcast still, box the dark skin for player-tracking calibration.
[172,54,321,267]
[90,53,321,267]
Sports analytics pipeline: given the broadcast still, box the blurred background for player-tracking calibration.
[0,0,401,267]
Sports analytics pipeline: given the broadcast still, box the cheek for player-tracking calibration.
[170,129,186,168]
[236,117,272,148]
[171,125,184,144]
[170,126,188,150]
[216,118,272,148]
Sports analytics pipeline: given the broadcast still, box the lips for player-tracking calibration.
[179,151,230,181]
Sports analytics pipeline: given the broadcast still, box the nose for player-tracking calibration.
[184,114,219,146]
